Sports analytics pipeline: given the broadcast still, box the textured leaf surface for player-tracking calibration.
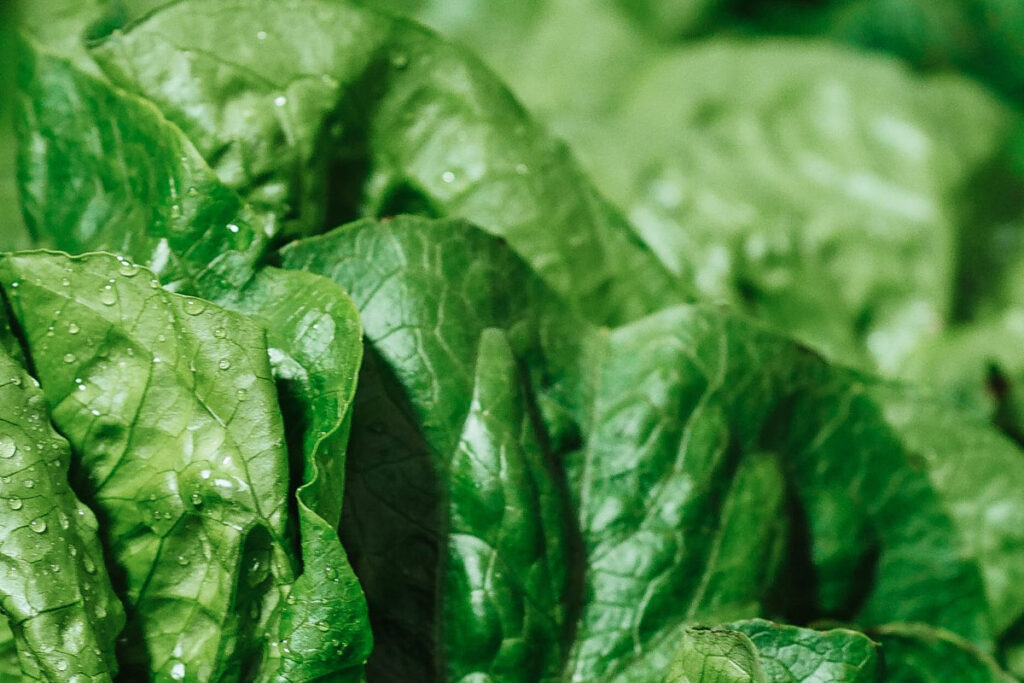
[88,0,683,324]
[15,41,375,679]
[0,343,125,681]
[218,266,372,682]
[728,620,880,682]
[16,41,267,297]
[282,216,577,681]
[665,626,766,683]
[0,251,294,681]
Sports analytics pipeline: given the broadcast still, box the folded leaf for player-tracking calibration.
[0,341,125,681]
[87,0,684,324]
[16,40,267,296]
[282,216,577,681]
[217,267,372,682]
[0,251,296,681]
[16,39,375,679]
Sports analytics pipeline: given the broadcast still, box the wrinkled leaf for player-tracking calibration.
[0,342,125,681]
[88,0,683,324]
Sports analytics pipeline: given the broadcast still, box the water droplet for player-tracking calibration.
[118,262,140,278]
[90,409,100,417]
[0,436,15,458]
[169,661,187,681]
[68,322,80,335]
[83,557,96,574]
[153,357,162,364]
[256,30,267,40]
[9,281,17,289]
[226,223,240,233]
[325,566,337,581]
[218,359,231,370]
[235,388,247,402]
[514,163,529,175]
[99,286,116,306]
[213,328,227,339]
[149,278,161,289]
[23,479,34,489]
[29,518,46,533]
[7,498,22,510]
[315,620,330,632]
[60,277,71,287]
[441,171,455,183]
[58,512,70,529]
[274,95,287,107]
[63,353,76,364]
[183,298,206,316]
[176,555,190,566]
[68,545,78,557]
[170,204,182,218]
[55,660,68,672]
[49,563,61,574]
[189,493,203,507]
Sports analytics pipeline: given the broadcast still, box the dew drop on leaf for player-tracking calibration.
[29,518,46,533]
[7,498,22,510]
[183,298,206,316]
[0,436,15,458]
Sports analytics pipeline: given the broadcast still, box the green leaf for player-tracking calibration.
[16,40,375,678]
[872,623,1015,682]
[665,626,767,683]
[0,251,296,681]
[216,266,372,682]
[566,309,794,680]
[579,40,1014,371]
[87,0,683,325]
[0,343,125,681]
[663,620,882,683]
[15,40,267,297]
[727,620,881,682]
[0,619,19,680]
[281,216,577,681]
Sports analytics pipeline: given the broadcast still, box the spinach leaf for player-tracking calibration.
[0,251,299,680]
[665,620,881,683]
[218,266,373,682]
[86,0,684,325]
[665,626,767,682]
[15,39,377,679]
[16,40,267,296]
[281,216,578,681]
[0,340,125,681]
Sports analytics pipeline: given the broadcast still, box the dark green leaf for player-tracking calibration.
[281,216,577,681]
[15,40,268,297]
[88,0,684,324]
[872,623,1015,682]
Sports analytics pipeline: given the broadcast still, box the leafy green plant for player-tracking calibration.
[3,0,1024,680]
